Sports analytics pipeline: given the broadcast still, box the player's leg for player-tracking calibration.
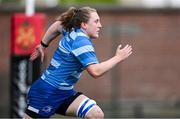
[56,93,104,118]
[23,113,32,119]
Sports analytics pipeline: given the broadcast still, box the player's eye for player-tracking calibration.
[95,19,99,23]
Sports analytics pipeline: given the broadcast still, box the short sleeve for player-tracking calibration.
[71,37,99,67]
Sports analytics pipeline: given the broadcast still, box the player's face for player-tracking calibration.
[83,12,102,39]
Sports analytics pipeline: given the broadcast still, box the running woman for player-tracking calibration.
[23,6,132,119]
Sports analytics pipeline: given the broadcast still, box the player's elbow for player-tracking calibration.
[89,71,102,79]
[86,64,103,79]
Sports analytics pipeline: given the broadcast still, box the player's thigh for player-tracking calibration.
[65,94,104,118]
[65,94,86,116]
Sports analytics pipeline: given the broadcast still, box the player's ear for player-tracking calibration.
[81,22,87,30]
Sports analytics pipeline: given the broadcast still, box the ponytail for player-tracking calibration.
[56,7,96,31]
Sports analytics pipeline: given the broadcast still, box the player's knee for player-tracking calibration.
[23,113,33,119]
[86,107,104,118]
[76,98,104,118]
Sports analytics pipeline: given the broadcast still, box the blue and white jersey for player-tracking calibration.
[41,28,99,90]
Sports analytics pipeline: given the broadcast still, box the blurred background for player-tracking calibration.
[1,0,180,118]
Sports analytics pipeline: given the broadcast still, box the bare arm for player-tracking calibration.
[86,44,132,78]
[41,21,62,45]
[29,21,62,62]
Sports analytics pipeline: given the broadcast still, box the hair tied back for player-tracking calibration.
[74,9,80,13]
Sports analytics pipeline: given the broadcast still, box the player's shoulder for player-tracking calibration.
[69,29,89,39]
[71,30,91,46]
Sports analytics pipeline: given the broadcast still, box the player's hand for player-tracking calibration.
[29,44,46,62]
[115,44,132,61]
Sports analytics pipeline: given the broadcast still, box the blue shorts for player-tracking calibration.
[26,79,79,117]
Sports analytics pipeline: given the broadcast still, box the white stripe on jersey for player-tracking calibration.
[69,30,77,40]
[77,32,88,37]
[69,30,88,40]
[72,45,95,56]
[59,41,70,54]
[50,58,61,68]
